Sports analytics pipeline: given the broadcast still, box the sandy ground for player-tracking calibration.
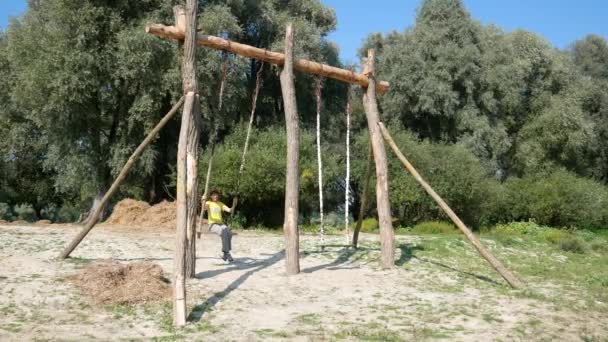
[0,223,606,341]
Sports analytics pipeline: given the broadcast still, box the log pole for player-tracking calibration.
[362,49,395,268]
[174,0,200,327]
[378,122,524,289]
[58,96,185,259]
[145,24,390,94]
[280,23,301,275]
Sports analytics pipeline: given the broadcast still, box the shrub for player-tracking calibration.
[541,229,571,244]
[498,171,608,229]
[0,203,13,221]
[590,241,607,253]
[559,237,586,254]
[323,212,343,228]
[41,203,59,222]
[412,221,457,234]
[13,203,38,222]
[359,217,378,232]
[353,129,494,228]
[196,125,341,227]
[229,212,246,230]
[493,221,545,236]
[57,204,81,223]
[492,221,574,244]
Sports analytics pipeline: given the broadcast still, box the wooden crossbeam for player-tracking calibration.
[145,23,390,94]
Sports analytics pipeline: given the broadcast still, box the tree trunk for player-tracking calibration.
[173,0,199,327]
[280,23,300,275]
[378,122,524,289]
[185,95,201,278]
[352,142,373,249]
[362,49,395,268]
[58,96,185,259]
[315,79,324,241]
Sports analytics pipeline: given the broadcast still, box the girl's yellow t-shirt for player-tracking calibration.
[206,201,229,224]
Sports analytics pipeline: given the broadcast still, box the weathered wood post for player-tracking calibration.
[173,0,200,326]
[362,49,395,268]
[378,122,524,289]
[279,23,301,275]
[57,97,185,259]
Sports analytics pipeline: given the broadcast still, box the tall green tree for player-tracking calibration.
[6,0,180,221]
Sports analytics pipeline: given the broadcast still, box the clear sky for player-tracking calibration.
[1,0,607,63]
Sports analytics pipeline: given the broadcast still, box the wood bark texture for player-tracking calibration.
[173,92,194,327]
[185,96,201,278]
[362,49,395,268]
[173,0,199,327]
[280,23,301,275]
[145,23,389,94]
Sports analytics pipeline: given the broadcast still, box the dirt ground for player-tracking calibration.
[0,223,606,341]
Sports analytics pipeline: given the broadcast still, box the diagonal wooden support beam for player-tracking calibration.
[145,23,390,94]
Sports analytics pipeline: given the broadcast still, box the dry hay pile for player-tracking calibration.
[105,199,151,226]
[138,200,176,228]
[104,199,176,229]
[70,260,171,306]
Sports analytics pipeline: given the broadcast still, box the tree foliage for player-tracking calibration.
[1,0,607,230]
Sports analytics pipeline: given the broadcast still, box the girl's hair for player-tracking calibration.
[210,189,220,196]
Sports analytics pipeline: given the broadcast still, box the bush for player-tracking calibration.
[13,203,38,222]
[353,129,494,228]
[411,221,457,234]
[359,217,378,232]
[41,203,59,222]
[493,171,608,229]
[0,203,13,221]
[493,221,545,236]
[590,241,607,253]
[559,237,586,254]
[492,221,573,244]
[229,212,246,230]
[197,125,341,227]
[57,204,81,223]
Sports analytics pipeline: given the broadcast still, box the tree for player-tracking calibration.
[6,0,179,222]
[572,34,608,80]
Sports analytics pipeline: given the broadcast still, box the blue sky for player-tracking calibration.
[2,0,607,62]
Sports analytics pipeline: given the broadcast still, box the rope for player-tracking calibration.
[235,61,264,194]
[315,78,325,242]
[197,51,229,238]
[345,86,352,245]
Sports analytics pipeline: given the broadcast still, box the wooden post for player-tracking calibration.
[185,93,201,278]
[378,122,524,289]
[362,49,395,268]
[145,23,390,94]
[58,96,185,259]
[352,142,374,249]
[280,23,301,275]
[174,0,199,327]
[174,92,193,327]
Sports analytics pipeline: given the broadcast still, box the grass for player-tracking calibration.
[394,222,608,312]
